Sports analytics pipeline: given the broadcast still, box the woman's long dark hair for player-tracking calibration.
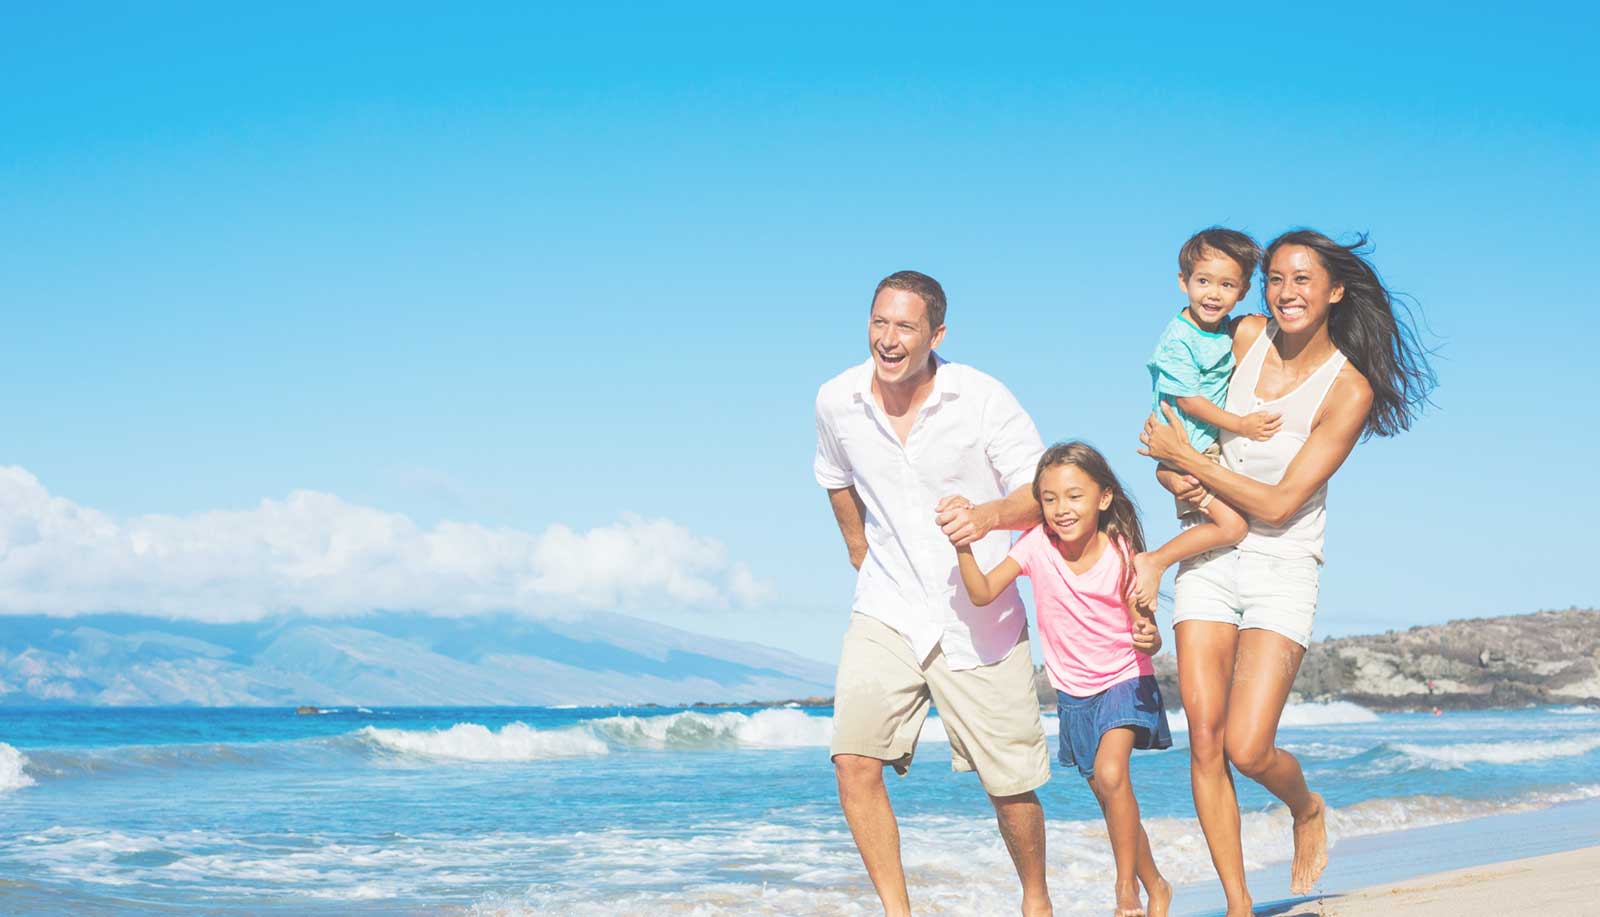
[1031,441,1145,604]
[1263,230,1437,439]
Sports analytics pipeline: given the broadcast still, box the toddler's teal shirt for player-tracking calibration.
[1147,312,1235,451]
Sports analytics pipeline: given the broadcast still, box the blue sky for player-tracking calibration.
[2,5,1595,663]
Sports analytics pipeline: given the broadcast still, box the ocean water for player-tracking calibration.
[2,703,1599,915]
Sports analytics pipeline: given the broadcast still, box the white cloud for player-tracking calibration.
[0,466,772,621]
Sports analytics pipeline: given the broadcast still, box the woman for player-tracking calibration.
[1139,229,1434,916]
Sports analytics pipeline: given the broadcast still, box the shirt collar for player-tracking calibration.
[852,352,958,403]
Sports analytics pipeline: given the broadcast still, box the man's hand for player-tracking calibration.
[1131,615,1162,656]
[935,495,997,548]
[1239,410,1283,442]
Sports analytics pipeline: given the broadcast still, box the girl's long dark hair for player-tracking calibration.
[1031,441,1145,603]
[1263,230,1437,439]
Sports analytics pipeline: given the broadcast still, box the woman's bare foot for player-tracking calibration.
[1114,879,1145,916]
[1142,876,1172,917]
[1289,792,1328,894]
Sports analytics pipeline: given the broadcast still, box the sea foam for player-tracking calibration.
[355,709,837,762]
[1390,734,1600,768]
[461,784,1600,916]
[0,743,35,792]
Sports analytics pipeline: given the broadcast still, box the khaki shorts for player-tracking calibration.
[829,613,1050,797]
[1175,441,1224,518]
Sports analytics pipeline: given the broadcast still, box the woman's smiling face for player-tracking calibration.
[1265,244,1344,335]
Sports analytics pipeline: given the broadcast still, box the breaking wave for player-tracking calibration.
[356,709,836,762]
[1388,735,1600,768]
[0,743,35,792]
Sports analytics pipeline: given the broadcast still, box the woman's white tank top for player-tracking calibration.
[1219,321,1348,562]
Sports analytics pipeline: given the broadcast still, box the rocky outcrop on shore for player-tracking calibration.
[1290,608,1600,710]
[1086,608,1600,712]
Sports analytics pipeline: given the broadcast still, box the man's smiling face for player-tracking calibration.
[867,287,944,387]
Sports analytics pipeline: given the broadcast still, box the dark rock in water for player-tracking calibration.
[294,705,320,715]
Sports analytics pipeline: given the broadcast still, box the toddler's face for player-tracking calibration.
[1179,251,1250,330]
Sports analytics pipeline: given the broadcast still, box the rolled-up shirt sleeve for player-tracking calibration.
[984,383,1046,494]
[813,391,853,489]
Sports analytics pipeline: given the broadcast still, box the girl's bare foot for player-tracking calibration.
[1143,877,1172,917]
[1289,792,1328,894]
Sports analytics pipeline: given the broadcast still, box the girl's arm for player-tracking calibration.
[1141,369,1374,527]
[954,545,1023,607]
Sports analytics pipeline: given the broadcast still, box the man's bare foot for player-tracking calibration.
[1021,891,1053,917]
[1143,877,1172,917]
[1289,792,1328,895]
[1113,879,1144,916]
[1132,552,1164,608]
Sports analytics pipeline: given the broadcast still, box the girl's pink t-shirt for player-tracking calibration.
[1008,526,1154,698]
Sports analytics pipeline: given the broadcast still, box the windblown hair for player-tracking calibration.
[1263,230,1437,439]
[1179,227,1262,280]
[1031,441,1146,604]
[873,270,948,329]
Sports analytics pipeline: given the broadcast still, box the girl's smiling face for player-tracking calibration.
[1037,464,1113,545]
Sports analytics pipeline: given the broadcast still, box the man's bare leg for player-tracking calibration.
[1224,630,1327,895]
[991,790,1053,916]
[835,754,911,916]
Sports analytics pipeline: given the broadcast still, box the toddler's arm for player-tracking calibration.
[1173,395,1282,442]
[954,545,1022,607]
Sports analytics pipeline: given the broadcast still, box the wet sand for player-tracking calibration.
[1271,846,1597,916]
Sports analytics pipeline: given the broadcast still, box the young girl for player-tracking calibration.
[955,441,1173,917]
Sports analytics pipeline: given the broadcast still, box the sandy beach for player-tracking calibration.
[1272,846,1598,916]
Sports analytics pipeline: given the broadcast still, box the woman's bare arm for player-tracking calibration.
[1141,368,1373,527]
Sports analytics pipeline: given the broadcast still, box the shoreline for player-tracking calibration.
[1179,795,1600,916]
[1273,846,1597,915]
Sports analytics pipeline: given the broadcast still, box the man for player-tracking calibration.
[813,270,1056,915]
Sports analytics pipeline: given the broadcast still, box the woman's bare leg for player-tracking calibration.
[1224,629,1327,895]
[1176,621,1251,916]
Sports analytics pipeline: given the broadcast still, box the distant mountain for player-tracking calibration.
[0,611,835,707]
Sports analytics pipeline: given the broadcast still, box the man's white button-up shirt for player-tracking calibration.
[814,355,1045,670]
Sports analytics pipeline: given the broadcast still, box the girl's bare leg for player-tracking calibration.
[1176,621,1251,916]
[1224,629,1327,895]
[1089,728,1167,917]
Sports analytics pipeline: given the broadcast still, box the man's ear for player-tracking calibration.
[930,324,947,350]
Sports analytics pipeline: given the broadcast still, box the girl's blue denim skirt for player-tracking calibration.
[1055,674,1172,779]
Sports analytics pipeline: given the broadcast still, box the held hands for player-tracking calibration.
[935,495,995,548]
[1131,552,1162,610]
[1240,409,1283,442]
[1131,614,1161,656]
